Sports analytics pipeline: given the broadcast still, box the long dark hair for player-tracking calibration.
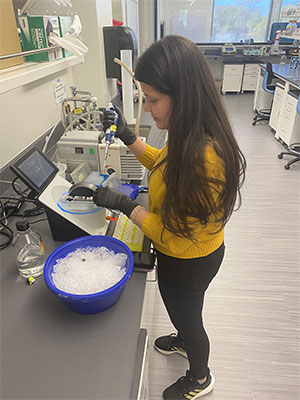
[135,35,246,239]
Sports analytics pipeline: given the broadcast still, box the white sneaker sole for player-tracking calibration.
[154,344,188,359]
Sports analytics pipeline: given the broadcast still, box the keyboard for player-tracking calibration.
[113,213,144,252]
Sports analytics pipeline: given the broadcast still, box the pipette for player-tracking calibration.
[103,103,118,171]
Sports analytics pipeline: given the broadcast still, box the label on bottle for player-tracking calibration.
[39,240,45,254]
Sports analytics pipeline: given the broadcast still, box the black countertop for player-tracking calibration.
[0,202,148,399]
[260,63,300,88]
[271,63,300,88]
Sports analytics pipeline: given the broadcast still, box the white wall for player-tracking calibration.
[0,68,74,169]
[139,0,155,53]
[112,0,124,22]
[0,0,155,169]
[125,0,139,54]
[0,0,114,170]
[71,0,114,106]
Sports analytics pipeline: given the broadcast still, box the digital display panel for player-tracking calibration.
[10,146,58,195]
[18,151,55,188]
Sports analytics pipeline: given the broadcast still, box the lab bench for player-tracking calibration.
[258,63,300,146]
[0,206,149,399]
[198,43,289,85]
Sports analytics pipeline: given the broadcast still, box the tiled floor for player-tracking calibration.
[141,93,300,400]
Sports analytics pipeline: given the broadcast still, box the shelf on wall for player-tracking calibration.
[0,55,84,94]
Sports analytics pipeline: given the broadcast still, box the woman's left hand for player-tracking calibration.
[93,187,138,218]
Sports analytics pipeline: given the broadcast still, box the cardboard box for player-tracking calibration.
[18,15,63,62]
[58,16,73,58]
[0,0,24,69]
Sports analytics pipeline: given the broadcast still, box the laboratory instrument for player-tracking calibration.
[56,130,146,181]
[56,130,100,172]
[221,43,237,55]
[8,146,108,241]
[68,181,98,197]
[60,86,101,132]
[58,173,138,213]
[242,48,253,56]
[57,175,108,213]
[38,174,108,241]
[269,45,284,56]
[9,146,58,199]
[13,220,45,278]
[103,104,119,171]
[242,48,262,56]
[286,20,298,35]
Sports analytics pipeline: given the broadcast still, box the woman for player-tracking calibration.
[93,35,246,399]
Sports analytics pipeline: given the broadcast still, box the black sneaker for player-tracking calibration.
[154,333,187,358]
[163,370,215,399]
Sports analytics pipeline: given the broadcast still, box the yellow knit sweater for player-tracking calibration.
[138,143,224,258]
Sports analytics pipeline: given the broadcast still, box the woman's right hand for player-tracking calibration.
[102,104,137,146]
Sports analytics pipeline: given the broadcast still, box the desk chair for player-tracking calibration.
[277,95,300,169]
[252,62,275,126]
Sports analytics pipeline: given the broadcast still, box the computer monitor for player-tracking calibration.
[10,146,58,198]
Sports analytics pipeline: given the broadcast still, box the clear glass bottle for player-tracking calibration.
[280,54,287,66]
[13,220,45,278]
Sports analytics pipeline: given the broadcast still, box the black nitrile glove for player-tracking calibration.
[102,104,137,146]
[93,187,139,218]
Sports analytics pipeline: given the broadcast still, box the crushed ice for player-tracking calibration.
[51,246,128,295]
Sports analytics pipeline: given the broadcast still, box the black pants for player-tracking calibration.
[156,243,225,379]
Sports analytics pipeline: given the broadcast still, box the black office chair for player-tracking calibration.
[252,62,275,126]
[278,95,300,170]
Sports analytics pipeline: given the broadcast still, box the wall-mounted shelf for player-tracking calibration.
[0,55,84,94]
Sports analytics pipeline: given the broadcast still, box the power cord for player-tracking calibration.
[0,201,14,250]
[0,220,14,250]
[0,195,35,216]
[0,206,47,250]
[29,218,48,224]
[0,182,47,250]
[11,177,29,198]
[13,204,46,218]
[1,176,45,218]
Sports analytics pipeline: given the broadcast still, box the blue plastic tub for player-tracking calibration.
[44,236,134,314]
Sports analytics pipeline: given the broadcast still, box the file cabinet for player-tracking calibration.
[242,64,259,92]
[253,71,273,112]
[276,92,300,146]
[269,83,285,131]
[222,64,244,94]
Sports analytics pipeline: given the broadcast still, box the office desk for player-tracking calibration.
[0,205,148,399]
